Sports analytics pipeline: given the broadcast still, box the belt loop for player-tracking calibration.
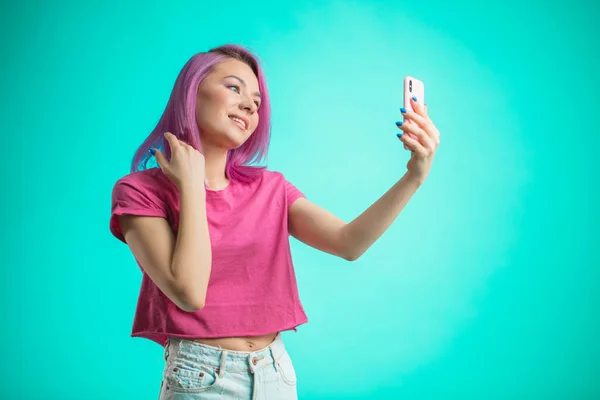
[218,351,227,378]
[269,343,279,372]
[163,338,170,361]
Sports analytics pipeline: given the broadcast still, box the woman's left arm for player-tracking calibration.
[289,97,440,261]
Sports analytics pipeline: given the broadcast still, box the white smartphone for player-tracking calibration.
[403,76,425,117]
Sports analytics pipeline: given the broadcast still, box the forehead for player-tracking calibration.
[211,59,258,86]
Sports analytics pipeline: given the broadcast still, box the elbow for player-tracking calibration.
[339,226,362,262]
[179,299,205,313]
[344,252,359,262]
[178,297,205,313]
[169,265,210,312]
[341,247,360,262]
[341,241,365,261]
[174,286,206,312]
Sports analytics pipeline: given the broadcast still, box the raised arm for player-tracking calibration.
[118,132,212,312]
[289,175,421,261]
[289,98,439,261]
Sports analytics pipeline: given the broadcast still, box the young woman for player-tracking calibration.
[109,44,440,399]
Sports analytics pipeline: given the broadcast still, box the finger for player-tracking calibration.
[397,133,413,150]
[401,107,439,142]
[178,136,195,150]
[396,120,434,150]
[178,140,191,150]
[400,108,427,130]
[413,99,439,143]
[163,132,180,151]
[398,136,415,152]
[425,117,440,142]
[396,124,419,139]
[399,132,425,154]
[411,95,426,118]
[152,148,168,169]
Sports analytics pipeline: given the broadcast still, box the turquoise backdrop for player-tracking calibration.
[1,0,598,398]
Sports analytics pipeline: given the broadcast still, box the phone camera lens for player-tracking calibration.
[409,80,412,92]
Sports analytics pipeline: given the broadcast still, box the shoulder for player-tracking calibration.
[110,169,174,242]
[112,168,176,201]
[114,168,169,188]
[254,169,293,191]
[260,169,305,205]
[261,169,285,181]
[262,169,302,189]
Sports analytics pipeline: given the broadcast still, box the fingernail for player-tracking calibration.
[412,96,417,102]
[395,121,403,126]
[149,148,156,155]
[400,107,407,114]
[397,133,403,138]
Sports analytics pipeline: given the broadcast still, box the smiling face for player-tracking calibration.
[195,58,261,150]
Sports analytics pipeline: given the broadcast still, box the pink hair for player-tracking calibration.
[130,44,271,183]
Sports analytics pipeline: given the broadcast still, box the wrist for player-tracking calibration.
[179,182,206,199]
[403,170,426,187]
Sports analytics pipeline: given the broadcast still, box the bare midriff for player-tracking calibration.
[191,332,279,352]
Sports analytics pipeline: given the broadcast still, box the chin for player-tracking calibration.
[222,130,249,149]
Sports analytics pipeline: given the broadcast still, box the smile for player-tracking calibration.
[229,116,248,131]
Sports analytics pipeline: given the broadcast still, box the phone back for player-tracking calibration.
[404,76,425,114]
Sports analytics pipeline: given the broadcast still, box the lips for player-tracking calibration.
[228,115,248,131]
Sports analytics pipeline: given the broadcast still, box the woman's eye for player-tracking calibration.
[254,101,260,108]
[228,85,240,93]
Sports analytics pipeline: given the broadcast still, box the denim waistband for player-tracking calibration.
[164,333,286,376]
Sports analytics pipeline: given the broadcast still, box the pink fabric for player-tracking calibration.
[110,168,308,346]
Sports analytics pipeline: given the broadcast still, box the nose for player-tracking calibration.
[239,96,257,114]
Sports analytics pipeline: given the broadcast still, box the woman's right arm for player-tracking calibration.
[119,132,211,312]
[119,187,211,312]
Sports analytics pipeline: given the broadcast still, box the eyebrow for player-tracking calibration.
[224,75,261,99]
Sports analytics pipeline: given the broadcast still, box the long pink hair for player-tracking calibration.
[130,44,271,183]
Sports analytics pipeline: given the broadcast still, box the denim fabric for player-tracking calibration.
[158,333,298,399]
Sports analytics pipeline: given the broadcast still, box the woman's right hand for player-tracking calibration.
[152,131,206,191]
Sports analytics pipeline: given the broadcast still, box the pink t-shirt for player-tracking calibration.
[109,167,308,346]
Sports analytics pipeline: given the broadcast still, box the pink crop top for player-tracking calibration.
[109,167,308,346]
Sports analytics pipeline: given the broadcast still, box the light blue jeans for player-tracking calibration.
[158,333,298,399]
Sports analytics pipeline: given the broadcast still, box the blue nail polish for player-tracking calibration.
[400,107,407,113]
[397,133,403,138]
[412,96,417,102]
[149,148,156,155]
[395,121,403,126]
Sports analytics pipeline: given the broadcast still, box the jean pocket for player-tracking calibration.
[164,362,221,394]
[276,351,297,386]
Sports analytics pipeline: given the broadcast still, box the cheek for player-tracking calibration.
[195,105,211,127]
[196,92,229,124]
[251,113,260,131]
[198,86,232,108]
[214,88,237,108]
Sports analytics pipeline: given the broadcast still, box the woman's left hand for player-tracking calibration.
[396,96,440,183]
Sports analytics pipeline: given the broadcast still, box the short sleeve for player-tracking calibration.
[109,174,168,243]
[284,176,306,209]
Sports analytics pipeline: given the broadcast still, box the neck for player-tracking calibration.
[202,142,230,191]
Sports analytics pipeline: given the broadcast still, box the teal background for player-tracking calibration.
[1,0,598,398]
